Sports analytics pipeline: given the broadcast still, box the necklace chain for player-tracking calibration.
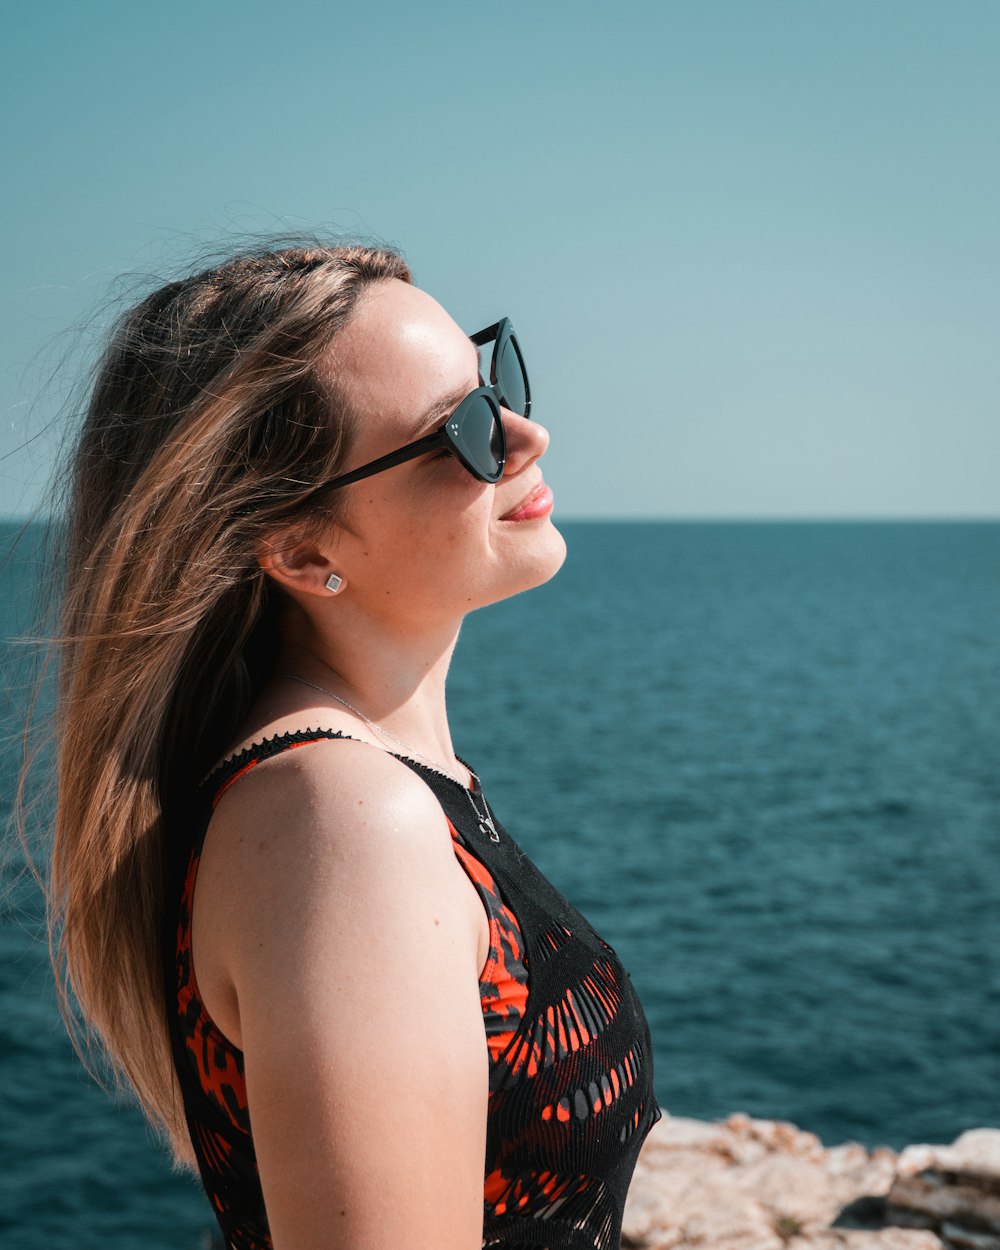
[278,673,501,842]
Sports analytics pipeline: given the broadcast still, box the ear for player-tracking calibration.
[257,530,346,598]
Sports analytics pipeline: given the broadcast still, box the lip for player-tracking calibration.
[499,480,554,522]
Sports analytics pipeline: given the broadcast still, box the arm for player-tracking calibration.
[204,740,489,1250]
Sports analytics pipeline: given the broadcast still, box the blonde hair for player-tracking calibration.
[37,240,411,1164]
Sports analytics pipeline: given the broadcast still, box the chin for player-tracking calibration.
[530,521,568,586]
[487,519,568,608]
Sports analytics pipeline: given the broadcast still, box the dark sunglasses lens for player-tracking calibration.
[489,410,504,466]
[497,336,528,417]
[449,394,503,481]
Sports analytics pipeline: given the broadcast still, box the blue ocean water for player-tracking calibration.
[2,520,998,1249]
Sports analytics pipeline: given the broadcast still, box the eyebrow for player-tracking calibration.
[410,347,483,438]
[413,383,473,437]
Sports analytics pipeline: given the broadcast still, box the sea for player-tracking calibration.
[1,519,997,1249]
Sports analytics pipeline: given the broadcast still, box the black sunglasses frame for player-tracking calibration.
[306,317,530,497]
[471,317,531,421]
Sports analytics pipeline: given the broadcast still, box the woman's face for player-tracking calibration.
[315,279,566,629]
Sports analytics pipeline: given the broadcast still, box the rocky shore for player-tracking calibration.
[623,1113,1000,1250]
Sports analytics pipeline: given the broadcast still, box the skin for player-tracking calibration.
[190,278,566,1250]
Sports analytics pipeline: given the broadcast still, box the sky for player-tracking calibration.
[1,0,998,520]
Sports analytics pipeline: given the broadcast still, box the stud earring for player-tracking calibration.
[325,572,344,594]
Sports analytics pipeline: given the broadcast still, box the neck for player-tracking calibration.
[273,603,464,772]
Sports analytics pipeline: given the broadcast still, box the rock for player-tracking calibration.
[939,1221,1000,1250]
[895,1129,1000,1187]
[888,1129,1000,1249]
[620,1113,999,1250]
[790,1233,941,1250]
[887,1173,1000,1233]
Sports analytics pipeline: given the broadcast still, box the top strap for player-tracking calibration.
[203,727,355,808]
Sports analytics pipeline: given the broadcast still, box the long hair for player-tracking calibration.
[40,240,412,1164]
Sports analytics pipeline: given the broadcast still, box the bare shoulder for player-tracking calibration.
[192,736,484,1047]
[209,733,451,855]
[199,735,465,949]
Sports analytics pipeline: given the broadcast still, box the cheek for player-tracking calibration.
[408,473,494,539]
[368,481,494,574]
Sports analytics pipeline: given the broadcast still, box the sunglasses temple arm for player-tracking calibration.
[306,430,448,499]
[470,322,503,347]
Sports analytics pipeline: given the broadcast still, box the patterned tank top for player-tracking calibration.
[165,729,661,1249]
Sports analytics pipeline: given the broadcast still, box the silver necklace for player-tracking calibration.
[278,673,501,842]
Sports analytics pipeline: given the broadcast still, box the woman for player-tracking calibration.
[47,242,660,1249]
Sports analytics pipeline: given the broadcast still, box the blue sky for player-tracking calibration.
[2,0,998,518]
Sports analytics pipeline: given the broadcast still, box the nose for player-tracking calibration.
[501,409,550,476]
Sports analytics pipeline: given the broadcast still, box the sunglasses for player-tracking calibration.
[310,317,530,495]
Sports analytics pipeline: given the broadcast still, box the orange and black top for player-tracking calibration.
[164,729,661,1250]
